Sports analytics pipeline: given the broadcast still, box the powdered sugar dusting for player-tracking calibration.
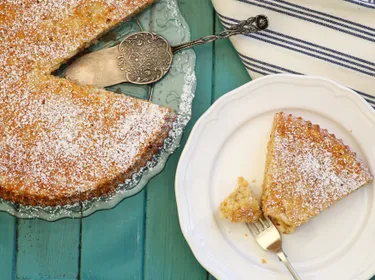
[0,0,176,205]
[262,113,373,231]
[0,0,153,79]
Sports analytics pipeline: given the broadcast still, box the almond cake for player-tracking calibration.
[220,177,261,223]
[261,113,373,234]
[0,0,177,206]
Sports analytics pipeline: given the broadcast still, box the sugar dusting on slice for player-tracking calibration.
[262,113,373,231]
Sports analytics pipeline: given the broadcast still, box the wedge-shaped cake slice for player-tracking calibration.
[220,177,261,223]
[261,113,373,234]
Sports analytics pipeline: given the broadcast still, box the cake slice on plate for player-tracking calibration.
[220,177,261,223]
[261,112,373,234]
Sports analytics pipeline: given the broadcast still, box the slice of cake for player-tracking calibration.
[261,112,373,234]
[220,177,261,223]
[0,1,178,206]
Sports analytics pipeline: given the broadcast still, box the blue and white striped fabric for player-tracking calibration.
[211,0,375,108]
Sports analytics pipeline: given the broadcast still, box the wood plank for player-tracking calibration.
[16,219,80,280]
[144,154,207,280]
[80,192,146,280]
[143,0,214,279]
[213,15,250,101]
[0,213,16,280]
[205,15,250,280]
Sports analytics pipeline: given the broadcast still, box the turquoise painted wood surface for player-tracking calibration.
[17,219,80,279]
[1,1,372,279]
[0,214,16,280]
[80,192,145,280]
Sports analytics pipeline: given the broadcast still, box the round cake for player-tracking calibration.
[0,0,176,206]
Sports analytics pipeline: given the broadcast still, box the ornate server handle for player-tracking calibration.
[171,15,268,53]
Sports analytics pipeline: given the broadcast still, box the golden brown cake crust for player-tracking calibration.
[0,0,178,206]
[261,113,373,234]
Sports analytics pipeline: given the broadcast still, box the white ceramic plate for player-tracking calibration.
[175,74,375,280]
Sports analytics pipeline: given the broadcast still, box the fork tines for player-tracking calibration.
[247,216,272,235]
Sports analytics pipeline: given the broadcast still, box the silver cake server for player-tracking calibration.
[64,15,268,87]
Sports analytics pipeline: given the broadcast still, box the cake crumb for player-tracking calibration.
[349,129,353,133]
[261,258,267,264]
[219,177,261,223]
[252,179,256,183]
[244,233,248,237]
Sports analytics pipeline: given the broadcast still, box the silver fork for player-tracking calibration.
[247,216,301,280]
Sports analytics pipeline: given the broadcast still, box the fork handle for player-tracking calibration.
[276,251,301,280]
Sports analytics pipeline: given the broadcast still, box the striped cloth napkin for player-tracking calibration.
[211,0,375,108]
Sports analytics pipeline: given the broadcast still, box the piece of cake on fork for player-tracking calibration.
[220,177,261,223]
[261,112,373,234]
